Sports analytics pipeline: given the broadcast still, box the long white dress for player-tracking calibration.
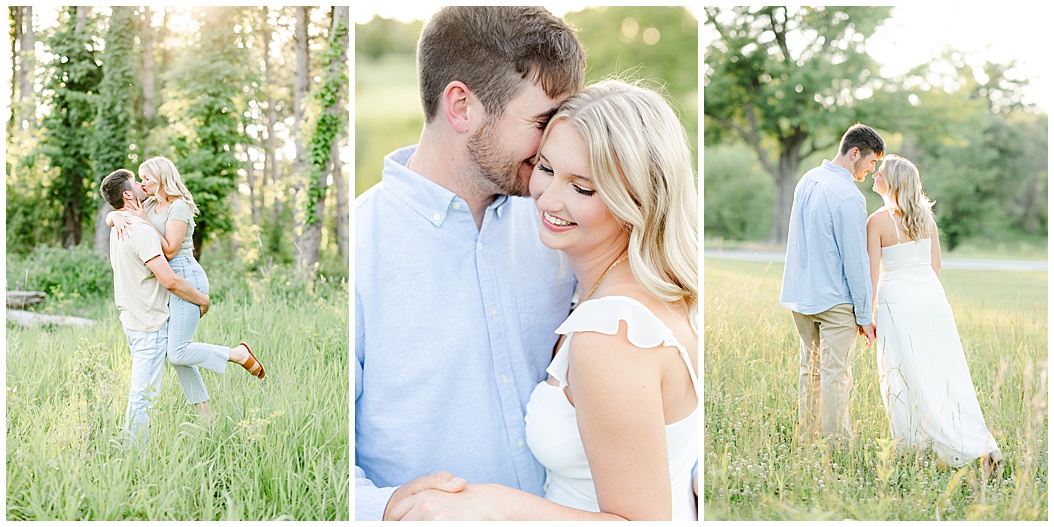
[875,211,999,467]
[524,296,698,520]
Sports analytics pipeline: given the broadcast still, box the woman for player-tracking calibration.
[110,156,265,421]
[866,154,1002,474]
[392,80,698,520]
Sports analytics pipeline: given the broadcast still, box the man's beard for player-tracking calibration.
[851,157,870,182]
[466,117,530,197]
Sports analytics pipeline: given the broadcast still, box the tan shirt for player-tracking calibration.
[110,214,169,332]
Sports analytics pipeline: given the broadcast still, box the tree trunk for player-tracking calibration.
[62,191,82,247]
[333,139,348,261]
[15,6,36,130]
[11,7,21,133]
[93,202,113,256]
[245,143,260,227]
[291,6,311,273]
[141,6,156,122]
[768,140,803,244]
[157,8,169,112]
[262,6,277,214]
[75,6,86,32]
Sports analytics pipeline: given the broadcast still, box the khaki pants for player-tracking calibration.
[792,304,858,441]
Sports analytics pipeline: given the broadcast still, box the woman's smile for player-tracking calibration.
[542,211,576,230]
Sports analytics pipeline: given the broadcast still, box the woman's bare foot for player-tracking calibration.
[194,401,218,424]
[231,342,265,379]
[982,449,1004,479]
[229,343,250,365]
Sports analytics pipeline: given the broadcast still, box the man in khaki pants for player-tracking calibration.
[780,124,885,441]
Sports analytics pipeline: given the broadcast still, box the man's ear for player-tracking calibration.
[442,81,477,134]
[849,147,861,162]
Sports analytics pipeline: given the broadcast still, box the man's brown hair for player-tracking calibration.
[100,169,135,209]
[839,123,885,158]
[417,6,586,123]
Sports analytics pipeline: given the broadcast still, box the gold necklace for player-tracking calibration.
[583,254,628,302]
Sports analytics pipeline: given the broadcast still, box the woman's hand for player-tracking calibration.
[198,295,210,318]
[390,483,512,521]
[127,196,149,222]
[111,213,132,241]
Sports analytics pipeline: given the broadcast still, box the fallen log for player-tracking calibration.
[6,291,47,309]
[6,309,98,327]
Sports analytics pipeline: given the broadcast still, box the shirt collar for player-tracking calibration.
[382,145,512,226]
[822,159,853,180]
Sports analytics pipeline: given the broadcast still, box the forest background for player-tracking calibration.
[5,6,350,520]
[703,6,1048,256]
[7,6,350,282]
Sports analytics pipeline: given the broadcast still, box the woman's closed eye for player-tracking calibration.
[536,163,554,175]
[573,184,595,196]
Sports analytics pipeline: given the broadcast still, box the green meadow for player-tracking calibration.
[6,262,349,520]
[703,257,1047,520]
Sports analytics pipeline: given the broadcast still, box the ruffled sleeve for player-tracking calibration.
[545,296,696,390]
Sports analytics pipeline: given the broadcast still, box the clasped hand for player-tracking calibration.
[112,198,149,241]
[859,322,877,346]
[384,472,508,521]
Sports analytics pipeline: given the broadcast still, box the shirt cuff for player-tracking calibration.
[355,477,398,520]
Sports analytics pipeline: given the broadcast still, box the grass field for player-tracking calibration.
[703,258,1047,520]
[6,264,349,520]
[355,53,422,197]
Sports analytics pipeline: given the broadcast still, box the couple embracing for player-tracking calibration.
[781,124,1003,474]
[356,6,698,521]
[100,158,265,445]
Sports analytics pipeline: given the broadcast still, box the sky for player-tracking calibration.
[355,4,1050,114]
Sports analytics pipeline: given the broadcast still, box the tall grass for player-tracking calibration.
[6,263,349,520]
[703,258,1047,520]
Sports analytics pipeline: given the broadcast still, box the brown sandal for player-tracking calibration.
[239,342,266,379]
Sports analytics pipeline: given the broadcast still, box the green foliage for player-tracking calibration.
[354,16,420,60]
[157,7,251,256]
[703,143,773,240]
[305,10,349,227]
[566,6,698,145]
[704,258,1047,520]
[704,7,1048,248]
[7,244,114,304]
[704,6,893,146]
[40,7,103,247]
[92,6,138,178]
[7,128,64,253]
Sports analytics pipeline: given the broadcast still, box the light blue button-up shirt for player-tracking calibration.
[780,160,872,326]
[355,146,576,520]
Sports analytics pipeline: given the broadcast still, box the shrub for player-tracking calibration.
[7,244,114,301]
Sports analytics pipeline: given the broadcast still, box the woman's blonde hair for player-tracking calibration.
[540,79,698,331]
[880,154,934,240]
[138,156,199,216]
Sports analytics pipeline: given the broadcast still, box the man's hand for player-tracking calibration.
[391,483,515,521]
[859,323,876,346]
[383,471,467,521]
[199,295,210,318]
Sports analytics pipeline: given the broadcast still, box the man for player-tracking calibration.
[100,168,212,445]
[780,123,884,442]
[355,6,585,520]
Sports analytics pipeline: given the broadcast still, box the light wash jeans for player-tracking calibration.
[167,255,230,405]
[124,324,168,446]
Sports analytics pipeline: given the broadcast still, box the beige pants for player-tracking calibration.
[792,304,858,441]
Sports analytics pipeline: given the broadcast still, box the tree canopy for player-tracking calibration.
[703,6,1046,251]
